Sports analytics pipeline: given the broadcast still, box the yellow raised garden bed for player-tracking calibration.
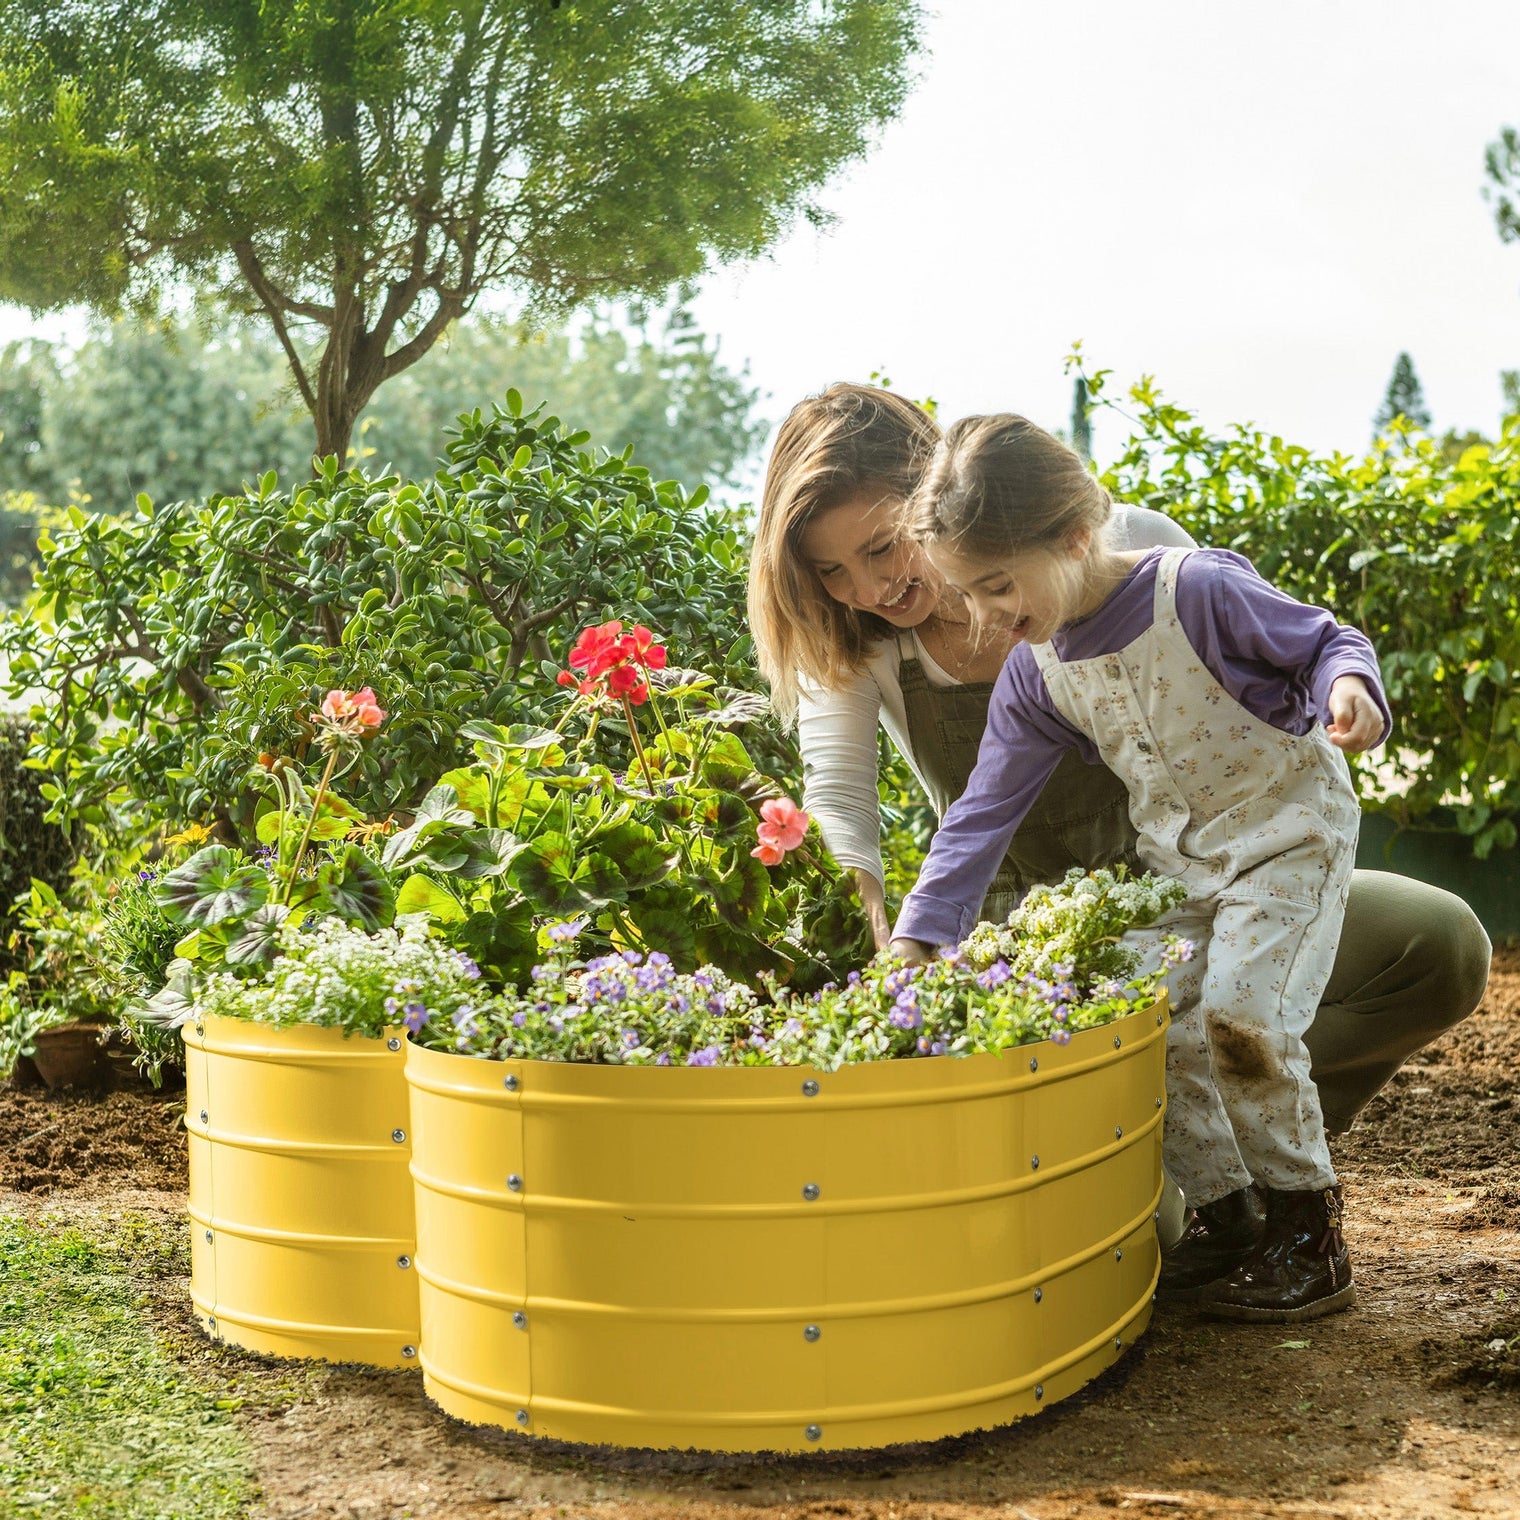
[405,994,1169,1451]
[184,1014,421,1367]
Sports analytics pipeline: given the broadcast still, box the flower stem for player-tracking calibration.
[283,747,340,907]
[621,696,658,793]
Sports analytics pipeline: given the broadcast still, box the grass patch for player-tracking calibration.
[0,1211,254,1519]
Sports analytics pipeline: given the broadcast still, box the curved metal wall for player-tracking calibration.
[185,1015,421,1367]
[406,996,1169,1451]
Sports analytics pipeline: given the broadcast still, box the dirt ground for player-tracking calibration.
[5,951,1520,1520]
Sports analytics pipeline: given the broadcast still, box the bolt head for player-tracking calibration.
[1156,1096,1164,1108]
[1115,1248,1123,1262]
[504,1073,520,1092]
[1115,1125,1123,1140]
[199,1109,209,1125]
[391,1128,406,1144]
[805,1424,822,1442]
[804,1324,821,1342]
[507,1173,523,1192]
[204,1228,213,1243]
[512,1311,527,1329]
[402,1344,417,1359]
[515,1408,529,1426]
[1029,1057,1038,1072]
[397,1254,412,1270]
[1115,1336,1123,1351]
[386,1036,402,1052]
[1030,1155,1040,1170]
[1113,1035,1122,1049]
[1034,1384,1044,1400]
[1033,1287,1043,1303]
[207,1316,217,1332]
[801,1182,821,1202]
[801,1078,820,1098]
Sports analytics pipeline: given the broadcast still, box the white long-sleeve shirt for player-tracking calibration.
[797,506,1198,890]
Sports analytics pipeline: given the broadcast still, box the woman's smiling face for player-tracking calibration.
[798,488,934,627]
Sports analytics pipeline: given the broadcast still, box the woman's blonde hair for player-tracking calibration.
[908,414,1114,633]
[748,383,940,721]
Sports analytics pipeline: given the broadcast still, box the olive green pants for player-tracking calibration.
[1306,868,1491,1134]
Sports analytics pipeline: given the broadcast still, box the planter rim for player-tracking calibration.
[184,1013,403,1061]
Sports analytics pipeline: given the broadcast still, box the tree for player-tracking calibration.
[0,0,922,463]
[0,308,766,511]
[1485,123,1520,244]
[1373,351,1432,435]
[1069,375,1092,461]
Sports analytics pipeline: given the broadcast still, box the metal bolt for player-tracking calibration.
[1155,1013,1164,1026]
[1033,1287,1043,1304]
[507,1174,523,1192]
[805,1424,823,1442]
[391,1128,406,1144]
[1115,1336,1123,1351]
[504,1073,520,1092]
[1113,1035,1122,1049]
[801,1078,820,1098]
[1028,1057,1038,1072]
[207,1316,217,1332]
[402,1344,417,1359]
[204,1229,213,1243]
[515,1408,529,1426]
[1034,1384,1044,1400]
[199,1109,209,1125]
[1115,1126,1123,1140]
[1153,1210,1160,1223]
[1115,1248,1123,1262]
[802,1182,821,1202]
[804,1324,821,1342]
[1030,1155,1040,1170]
[512,1311,527,1330]
[1155,1096,1164,1108]
[397,1254,412,1270]
[387,1036,402,1052]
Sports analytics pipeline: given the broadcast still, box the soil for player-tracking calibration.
[6,952,1520,1520]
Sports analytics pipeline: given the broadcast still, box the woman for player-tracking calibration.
[748,382,1491,1273]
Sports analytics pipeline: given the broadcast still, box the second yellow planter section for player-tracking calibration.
[406,997,1169,1451]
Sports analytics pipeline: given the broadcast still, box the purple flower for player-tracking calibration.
[1052,1027,1072,1046]
[383,997,400,1016]
[692,969,714,989]
[748,1031,768,1049]
[138,869,154,882]
[781,1018,803,1038]
[621,950,644,967]
[686,1045,721,1067]
[846,970,861,986]
[621,1028,641,1050]
[706,994,727,1016]
[402,1002,430,1034]
[930,1040,947,1056]
[512,1010,528,1027]
[916,1036,931,1054]
[977,960,1012,990]
[889,1000,923,1031]
[656,1052,672,1066]
[454,952,482,981]
[546,917,586,943]
[646,951,671,969]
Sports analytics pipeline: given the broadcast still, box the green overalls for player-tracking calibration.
[895,635,1142,924]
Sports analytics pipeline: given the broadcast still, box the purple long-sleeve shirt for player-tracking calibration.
[893,548,1391,947]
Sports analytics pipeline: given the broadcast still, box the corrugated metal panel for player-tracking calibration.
[407,995,1169,1451]
[184,1015,420,1367]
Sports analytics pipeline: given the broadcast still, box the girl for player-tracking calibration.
[888,413,1390,1324]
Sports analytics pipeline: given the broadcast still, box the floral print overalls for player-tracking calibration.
[1030,549,1360,1208]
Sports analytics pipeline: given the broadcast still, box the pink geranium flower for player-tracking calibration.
[751,838,787,867]
[751,796,810,866]
[311,686,387,750]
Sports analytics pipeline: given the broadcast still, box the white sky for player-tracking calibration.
[692,0,1520,472]
[4,0,1518,481]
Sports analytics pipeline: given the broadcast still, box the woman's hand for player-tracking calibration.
[888,936,934,966]
[852,869,894,950]
[1326,675,1384,753]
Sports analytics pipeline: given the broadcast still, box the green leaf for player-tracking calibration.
[155,845,270,927]
[394,873,467,923]
[510,832,603,914]
[314,845,395,930]
[222,903,292,969]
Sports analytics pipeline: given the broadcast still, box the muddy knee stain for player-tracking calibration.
[1208,1015,1274,1084]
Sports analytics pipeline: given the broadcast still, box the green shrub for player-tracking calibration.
[2,392,760,843]
[0,713,77,974]
[1080,364,1520,857]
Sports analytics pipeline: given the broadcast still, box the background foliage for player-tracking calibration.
[1078,361,1520,857]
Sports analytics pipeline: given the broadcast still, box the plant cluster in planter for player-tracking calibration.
[121,620,877,1046]
[186,866,1191,1070]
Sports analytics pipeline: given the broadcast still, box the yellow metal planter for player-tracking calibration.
[184,1015,421,1367]
[406,996,1169,1451]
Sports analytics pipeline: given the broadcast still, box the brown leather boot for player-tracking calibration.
[1157,1184,1267,1293]
[1195,1184,1356,1322]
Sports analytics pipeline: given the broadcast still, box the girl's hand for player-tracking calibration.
[889,936,934,966]
[852,868,894,951]
[1326,675,1383,753]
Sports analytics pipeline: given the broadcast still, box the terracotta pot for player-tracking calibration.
[32,1022,107,1090]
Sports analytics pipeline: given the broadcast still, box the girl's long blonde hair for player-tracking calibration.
[748,383,940,722]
